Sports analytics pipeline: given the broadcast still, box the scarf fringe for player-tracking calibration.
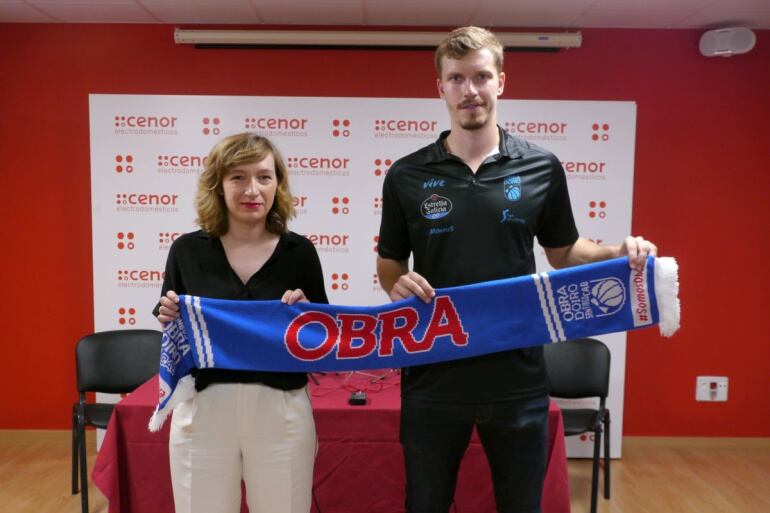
[654,257,681,337]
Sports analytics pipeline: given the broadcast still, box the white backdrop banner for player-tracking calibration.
[89,94,636,457]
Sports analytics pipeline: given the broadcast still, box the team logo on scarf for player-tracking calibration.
[554,277,627,322]
[590,278,626,315]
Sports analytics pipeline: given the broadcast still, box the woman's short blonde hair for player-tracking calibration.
[435,26,504,75]
[196,132,294,237]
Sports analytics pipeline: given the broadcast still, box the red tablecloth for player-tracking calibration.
[93,373,570,513]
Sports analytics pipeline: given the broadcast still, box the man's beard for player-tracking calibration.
[457,104,490,130]
[459,113,489,130]
[459,117,487,130]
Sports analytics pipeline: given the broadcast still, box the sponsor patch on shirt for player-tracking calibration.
[428,225,455,236]
[500,208,526,224]
[504,176,522,201]
[422,178,445,189]
[420,194,452,220]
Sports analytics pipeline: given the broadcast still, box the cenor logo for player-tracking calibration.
[331,196,350,215]
[332,119,351,138]
[118,307,136,326]
[502,120,568,141]
[114,115,177,128]
[115,155,134,173]
[116,269,165,288]
[305,233,350,253]
[246,117,308,131]
[286,156,349,169]
[157,154,208,168]
[588,201,606,219]
[115,192,179,213]
[374,119,439,139]
[202,117,221,136]
[330,273,350,291]
[371,272,383,292]
[115,193,179,206]
[592,123,610,142]
[159,232,182,246]
[503,120,567,135]
[292,196,308,216]
[562,161,606,175]
[286,155,350,176]
[374,158,393,177]
[117,232,135,250]
[374,119,438,132]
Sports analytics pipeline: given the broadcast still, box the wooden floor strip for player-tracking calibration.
[567,437,770,513]
[1,430,768,513]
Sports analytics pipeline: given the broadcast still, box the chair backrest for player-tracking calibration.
[76,329,162,394]
[543,338,610,400]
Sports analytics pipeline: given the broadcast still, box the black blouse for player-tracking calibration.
[155,230,328,391]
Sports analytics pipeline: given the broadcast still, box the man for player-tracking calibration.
[376,26,656,513]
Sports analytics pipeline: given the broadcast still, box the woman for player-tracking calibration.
[155,132,327,513]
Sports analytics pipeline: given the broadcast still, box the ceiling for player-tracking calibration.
[1,0,769,29]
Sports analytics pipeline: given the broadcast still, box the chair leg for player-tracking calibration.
[78,417,89,513]
[590,426,601,513]
[604,410,611,499]
[71,407,79,494]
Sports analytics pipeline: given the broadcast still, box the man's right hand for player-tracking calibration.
[389,271,435,303]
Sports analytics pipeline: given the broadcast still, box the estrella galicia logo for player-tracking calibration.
[589,278,626,316]
[504,176,522,201]
[421,194,452,220]
[423,178,445,189]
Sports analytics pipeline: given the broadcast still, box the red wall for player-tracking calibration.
[1,24,768,435]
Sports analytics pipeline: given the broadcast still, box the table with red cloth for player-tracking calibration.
[93,372,571,513]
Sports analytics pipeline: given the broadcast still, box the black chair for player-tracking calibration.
[543,337,611,513]
[72,329,162,513]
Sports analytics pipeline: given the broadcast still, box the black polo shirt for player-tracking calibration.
[378,127,579,401]
[154,230,328,392]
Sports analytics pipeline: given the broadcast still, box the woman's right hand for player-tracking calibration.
[157,290,180,323]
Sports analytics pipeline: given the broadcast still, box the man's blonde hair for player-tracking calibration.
[435,26,504,75]
[196,133,294,237]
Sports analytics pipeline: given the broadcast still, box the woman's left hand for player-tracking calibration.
[281,289,309,305]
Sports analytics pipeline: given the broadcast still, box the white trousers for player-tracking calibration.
[169,383,316,513]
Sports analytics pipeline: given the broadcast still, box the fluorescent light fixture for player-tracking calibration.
[174,28,582,49]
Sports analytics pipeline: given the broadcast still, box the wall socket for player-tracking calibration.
[696,376,728,402]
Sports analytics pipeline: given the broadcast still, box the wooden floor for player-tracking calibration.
[567,437,770,513]
[1,430,768,513]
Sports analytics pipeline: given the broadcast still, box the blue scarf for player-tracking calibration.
[149,256,679,430]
